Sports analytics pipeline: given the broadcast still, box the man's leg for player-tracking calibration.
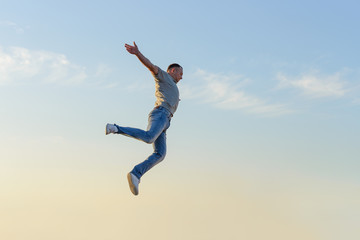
[106,107,171,195]
[113,108,169,144]
[130,131,167,179]
[125,117,169,196]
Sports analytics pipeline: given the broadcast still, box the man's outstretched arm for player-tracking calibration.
[125,42,158,75]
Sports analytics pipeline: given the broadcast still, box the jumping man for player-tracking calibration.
[106,42,183,196]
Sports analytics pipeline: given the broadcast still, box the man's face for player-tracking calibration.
[171,67,183,83]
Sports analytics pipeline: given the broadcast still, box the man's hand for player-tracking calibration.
[125,42,140,56]
[124,41,158,75]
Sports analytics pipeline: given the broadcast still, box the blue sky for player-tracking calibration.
[1,1,360,240]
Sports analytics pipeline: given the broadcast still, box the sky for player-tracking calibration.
[1,0,359,239]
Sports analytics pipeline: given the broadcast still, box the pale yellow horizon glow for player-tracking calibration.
[1,166,359,240]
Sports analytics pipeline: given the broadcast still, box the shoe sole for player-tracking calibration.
[105,124,110,135]
[127,173,139,196]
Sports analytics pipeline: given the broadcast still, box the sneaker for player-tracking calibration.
[127,172,140,195]
[105,123,118,135]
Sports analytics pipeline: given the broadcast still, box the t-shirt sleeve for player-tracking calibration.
[152,68,166,82]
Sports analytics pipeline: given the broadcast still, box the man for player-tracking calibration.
[106,42,182,196]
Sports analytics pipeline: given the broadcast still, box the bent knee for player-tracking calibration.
[156,151,167,161]
[144,137,155,144]
[143,133,156,144]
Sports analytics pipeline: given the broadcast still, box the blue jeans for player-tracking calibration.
[115,107,172,179]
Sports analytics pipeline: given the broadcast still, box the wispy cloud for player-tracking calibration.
[181,69,292,116]
[0,46,87,86]
[277,71,348,98]
[0,20,26,34]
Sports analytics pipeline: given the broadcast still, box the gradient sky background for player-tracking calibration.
[1,0,359,239]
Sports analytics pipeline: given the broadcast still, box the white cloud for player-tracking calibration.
[277,71,348,98]
[181,69,291,116]
[0,20,25,34]
[0,46,87,86]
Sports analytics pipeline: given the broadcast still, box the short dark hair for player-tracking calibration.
[167,63,182,72]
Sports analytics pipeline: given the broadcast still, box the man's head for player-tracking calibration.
[167,63,183,83]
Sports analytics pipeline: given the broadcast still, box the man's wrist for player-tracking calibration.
[134,48,141,55]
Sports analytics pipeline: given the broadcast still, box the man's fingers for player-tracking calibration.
[125,44,133,51]
[124,42,138,54]
[125,43,136,47]
[125,43,136,50]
